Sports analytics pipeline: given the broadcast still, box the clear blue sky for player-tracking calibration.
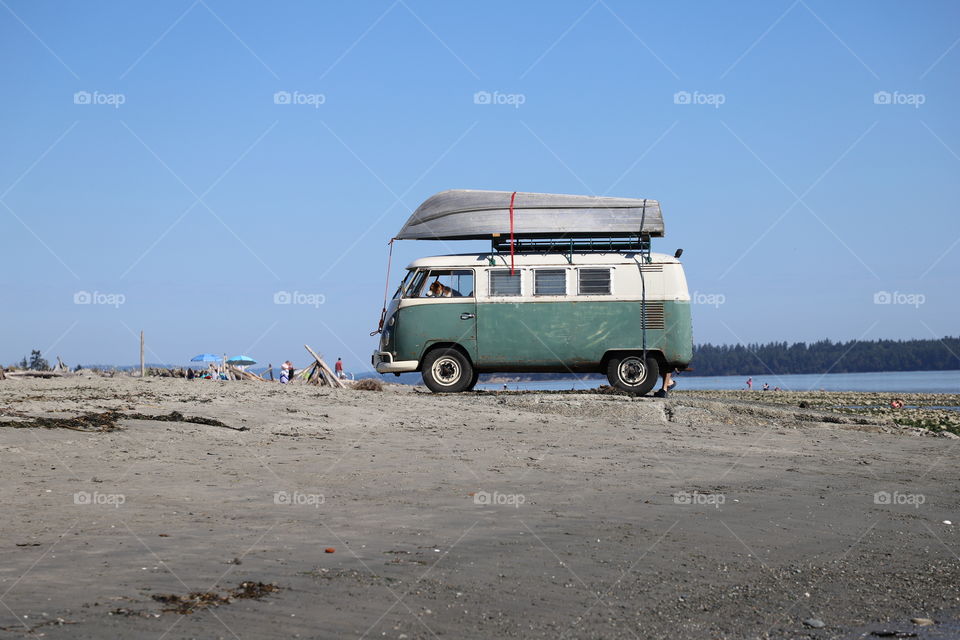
[2,1,958,370]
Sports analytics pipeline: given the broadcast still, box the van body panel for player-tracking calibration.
[475,300,692,369]
[392,299,477,365]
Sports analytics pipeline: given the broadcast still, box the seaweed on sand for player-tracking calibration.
[151,582,281,614]
[0,410,246,432]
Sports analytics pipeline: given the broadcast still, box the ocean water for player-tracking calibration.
[476,370,960,394]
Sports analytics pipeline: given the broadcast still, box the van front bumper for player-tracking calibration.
[372,351,419,374]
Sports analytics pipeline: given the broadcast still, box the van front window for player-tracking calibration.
[393,269,416,299]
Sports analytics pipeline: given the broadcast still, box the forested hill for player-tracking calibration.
[689,337,960,376]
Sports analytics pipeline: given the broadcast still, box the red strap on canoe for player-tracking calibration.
[509,191,517,274]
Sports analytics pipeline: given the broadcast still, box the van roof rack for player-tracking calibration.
[490,234,651,255]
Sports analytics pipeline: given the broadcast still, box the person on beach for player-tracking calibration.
[335,358,345,379]
[762,382,769,391]
[654,368,678,398]
[279,362,290,384]
[746,377,753,390]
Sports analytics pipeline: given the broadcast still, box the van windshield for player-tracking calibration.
[407,269,474,298]
[393,269,416,300]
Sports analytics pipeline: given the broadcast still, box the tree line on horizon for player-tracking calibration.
[688,336,960,377]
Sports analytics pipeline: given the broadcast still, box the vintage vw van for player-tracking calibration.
[371,189,692,393]
[372,251,692,393]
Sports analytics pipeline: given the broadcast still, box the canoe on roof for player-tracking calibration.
[395,190,663,240]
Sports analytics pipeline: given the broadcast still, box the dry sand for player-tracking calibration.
[1,376,959,639]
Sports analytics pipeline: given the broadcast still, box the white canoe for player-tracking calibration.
[395,189,664,240]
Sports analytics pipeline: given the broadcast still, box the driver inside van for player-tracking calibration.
[427,280,462,297]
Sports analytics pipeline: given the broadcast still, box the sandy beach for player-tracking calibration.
[1,376,959,639]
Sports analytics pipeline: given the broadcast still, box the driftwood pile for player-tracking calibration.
[298,344,346,388]
[225,365,266,382]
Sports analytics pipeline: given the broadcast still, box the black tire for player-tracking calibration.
[421,348,474,393]
[606,354,659,395]
[465,371,480,391]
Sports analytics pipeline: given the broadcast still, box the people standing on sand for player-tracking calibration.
[746,377,753,390]
[279,362,290,384]
[335,358,345,379]
[654,368,679,398]
[762,382,769,391]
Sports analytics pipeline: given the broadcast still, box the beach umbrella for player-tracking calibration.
[190,353,220,362]
[226,355,257,366]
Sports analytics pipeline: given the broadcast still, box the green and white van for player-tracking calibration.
[372,251,692,393]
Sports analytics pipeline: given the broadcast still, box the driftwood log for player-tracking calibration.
[4,370,67,379]
[303,344,347,388]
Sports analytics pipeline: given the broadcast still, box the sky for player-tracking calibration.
[1,0,958,372]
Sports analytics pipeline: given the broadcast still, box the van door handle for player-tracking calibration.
[460,313,475,320]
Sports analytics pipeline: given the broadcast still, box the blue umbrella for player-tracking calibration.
[226,355,257,366]
[190,353,221,362]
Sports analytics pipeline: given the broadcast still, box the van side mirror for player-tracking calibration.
[674,248,684,259]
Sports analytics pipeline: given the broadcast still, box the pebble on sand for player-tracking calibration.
[911,617,935,626]
[803,618,826,628]
[324,547,335,553]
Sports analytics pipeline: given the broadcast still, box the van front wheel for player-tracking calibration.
[606,354,659,395]
[422,349,474,393]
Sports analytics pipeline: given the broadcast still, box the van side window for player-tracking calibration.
[578,268,611,295]
[489,270,521,296]
[418,269,474,298]
[534,269,566,296]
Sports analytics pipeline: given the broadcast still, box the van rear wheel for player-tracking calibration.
[422,349,474,393]
[465,371,480,391]
[606,354,659,395]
